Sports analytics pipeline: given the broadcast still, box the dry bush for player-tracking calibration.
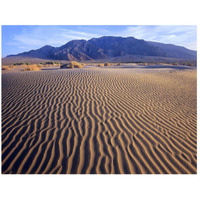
[116,63,121,66]
[60,61,84,69]
[98,63,104,67]
[23,64,41,71]
[104,62,111,66]
[37,64,43,68]
[186,63,195,66]
[2,66,11,70]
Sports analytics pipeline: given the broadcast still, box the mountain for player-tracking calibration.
[6,36,197,61]
[147,41,196,59]
[7,45,57,59]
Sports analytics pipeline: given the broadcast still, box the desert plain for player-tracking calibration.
[1,63,197,174]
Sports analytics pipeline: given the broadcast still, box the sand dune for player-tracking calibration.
[1,67,197,174]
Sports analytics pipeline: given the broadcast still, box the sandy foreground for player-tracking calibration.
[1,66,197,174]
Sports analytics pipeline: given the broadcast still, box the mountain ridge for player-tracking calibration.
[6,36,197,61]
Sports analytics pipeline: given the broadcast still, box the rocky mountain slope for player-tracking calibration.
[7,36,197,61]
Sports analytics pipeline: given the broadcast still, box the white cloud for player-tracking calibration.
[13,35,44,46]
[120,25,197,50]
[9,26,102,50]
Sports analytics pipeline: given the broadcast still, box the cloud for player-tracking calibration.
[57,28,101,38]
[120,25,197,50]
[13,35,44,46]
[9,26,102,50]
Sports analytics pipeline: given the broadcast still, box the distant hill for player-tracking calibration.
[147,41,196,59]
[6,36,197,61]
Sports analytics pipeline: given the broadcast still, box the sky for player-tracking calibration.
[1,25,197,57]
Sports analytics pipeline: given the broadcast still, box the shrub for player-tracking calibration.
[2,66,11,70]
[187,63,194,66]
[116,63,121,66]
[23,64,41,71]
[45,61,55,65]
[104,62,111,66]
[13,62,25,66]
[60,61,84,69]
[98,63,104,67]
[45,61,60,65]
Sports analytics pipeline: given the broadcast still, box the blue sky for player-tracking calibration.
[2,25,197,57]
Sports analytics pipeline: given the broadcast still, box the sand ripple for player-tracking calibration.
[2,68,197,174]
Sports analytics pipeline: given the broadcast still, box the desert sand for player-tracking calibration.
[1,66,197,174]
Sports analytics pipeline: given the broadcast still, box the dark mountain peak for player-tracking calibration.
[89,36,125,42]
[65,39,87,45]
[40,45,54,49]
[59,39,87,50]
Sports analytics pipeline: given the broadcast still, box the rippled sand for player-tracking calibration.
[1,67,197,174]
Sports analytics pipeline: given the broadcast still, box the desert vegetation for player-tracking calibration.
[2,65,11,70]
[104,62,111,66]
[97,62,112,67]
[97,63,104,67]
[13,62,27,66]
[182,62,196,66]
[2,64,41,71]
[23,64,41,71]
[40,61,60,65]
[60,61,84,69]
